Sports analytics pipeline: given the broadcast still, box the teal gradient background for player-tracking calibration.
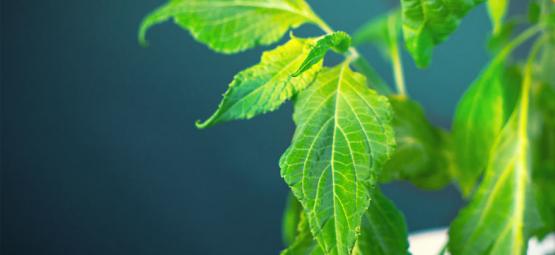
[1,0,525,254]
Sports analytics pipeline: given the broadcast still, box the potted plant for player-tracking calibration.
[139,0,555,254]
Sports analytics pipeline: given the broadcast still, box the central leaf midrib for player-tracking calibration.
[329,62,348,253]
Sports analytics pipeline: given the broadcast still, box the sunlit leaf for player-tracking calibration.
[139,0,319,53]
[280,63,395,255]
[196,36,321,128]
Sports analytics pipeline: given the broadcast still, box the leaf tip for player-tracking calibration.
[138,18,153,47]
[195,119,210,129]
[138,34,149,48]
[414,58,431,69]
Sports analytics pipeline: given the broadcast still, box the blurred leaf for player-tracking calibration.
[530,84,555,238]
[380,96,452,190]
[351,57,393,95]
[139,0,319,53]
[352,189,410,255]
[449,76,542,255]
[281,212,324,255]
[528,1,541,24]
[487,19,517,53]
[280,63,395,255]
[539,39,555,86]
[282,193,303,246]
[451,57,520,196]
[353,10,400,60]
[292,31,351,77]
[196,37,321,128]
[488,0,509,34]
[401,0,483,67]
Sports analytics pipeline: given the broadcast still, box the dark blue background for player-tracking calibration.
[1,0,515,254]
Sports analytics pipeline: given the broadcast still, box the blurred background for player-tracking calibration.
[1,0,527,254]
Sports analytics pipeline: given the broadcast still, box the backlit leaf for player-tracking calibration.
[196,36,321,128]
[280,63,395,255]
[139,0,319,53]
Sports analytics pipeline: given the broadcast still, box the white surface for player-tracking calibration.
[409,228,555,255]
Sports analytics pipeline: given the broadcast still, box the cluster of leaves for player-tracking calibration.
[139,0,555,254]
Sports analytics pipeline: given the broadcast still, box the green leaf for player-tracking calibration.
[530,0,555,27]
[196,36,322,128]
[352,189,410,255]
[401,0,483,67]
[449,113,542,254]
[353,10,400,60]
[451,57,520,196]
[528,1,541,24]
[487,19,517,53]
[487,0,509,34]
[139,0,319,53]
[282,189,409,255]
[351,57,393,96]
[292,31,352,77]
[281,207,324,255]
[280,63,395,255]
[282,193,303,246]
[531,84,555,238]
[381,96,452,190]
[539,39,555,86]
[449,55,542,255]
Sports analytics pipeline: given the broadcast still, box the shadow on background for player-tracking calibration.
[1,0,517,254]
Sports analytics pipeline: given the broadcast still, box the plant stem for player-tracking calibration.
[497,25,543,61]
[391,47,406,96]
[388,14,407,97]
